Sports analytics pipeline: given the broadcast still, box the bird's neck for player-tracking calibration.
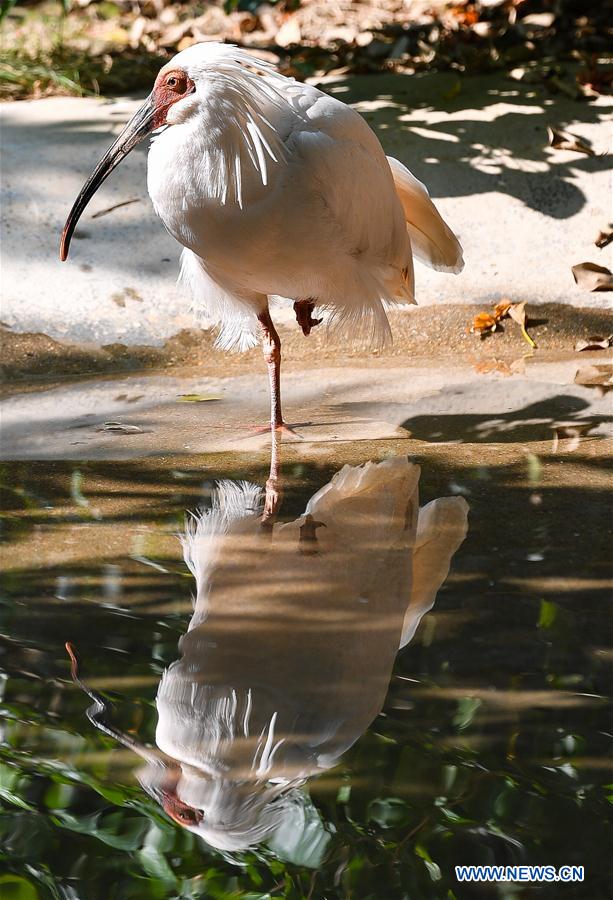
[147,85,287,215]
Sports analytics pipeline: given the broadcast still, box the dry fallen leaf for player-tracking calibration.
[506,300,537,348]
[507,301,526,326]
[547,126,595,156]
[493,301,512,320]
[470,312,498,335]
[551,421,595,453]
[572,262,613,292]
[595,227,613,250]
[574,335,613,352]
[574,364,613,395]
[177,393,221,403]
[97,421,144,434]
[469,300,536,347]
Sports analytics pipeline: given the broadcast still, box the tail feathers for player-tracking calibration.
[323,299,393,351]
[305,456,421,538]
[319,255,417,351]
[387,156,464,274]
[399,496,469,649]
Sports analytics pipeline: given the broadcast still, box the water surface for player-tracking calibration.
[0,438,611,899]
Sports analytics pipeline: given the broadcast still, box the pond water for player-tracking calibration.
[0,436,611,900]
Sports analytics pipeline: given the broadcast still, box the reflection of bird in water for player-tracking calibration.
[60,42,463,434]
[69,457,467,863]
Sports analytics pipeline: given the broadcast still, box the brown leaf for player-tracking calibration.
[595,227,613,250]
[470,312,498,335]
[234,12,259,35]
[505,301,537,348]
[574,335,613,352]
[493,301,512,321]
[574,364,613,393]
[572,262,613,292]
[507,300,527,327]
[547,126,594,156]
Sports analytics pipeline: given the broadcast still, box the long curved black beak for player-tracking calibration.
[60,94,157,261]
[65,641,163,767]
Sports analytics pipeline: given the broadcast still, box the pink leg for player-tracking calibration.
[235,310,302,447]
[257,312,284,526]
[256,310,301,440]
[262,423,282,526]
[257,310,284,429]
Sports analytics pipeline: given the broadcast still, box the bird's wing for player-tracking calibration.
[273,90,413,344]
[387,155,464,273]
[285,90,412,277]
[398,496,469,649]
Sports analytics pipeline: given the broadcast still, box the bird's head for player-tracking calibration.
[59,51,205,261]
[60,43,286,260]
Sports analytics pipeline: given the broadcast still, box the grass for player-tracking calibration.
[0,46,166,99]
[0,0,168,100]
[1,49,90,99]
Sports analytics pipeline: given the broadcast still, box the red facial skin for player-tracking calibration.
[161,789,204,828]
[151,68,196,128]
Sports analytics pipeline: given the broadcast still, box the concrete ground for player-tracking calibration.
[1,69,611,354]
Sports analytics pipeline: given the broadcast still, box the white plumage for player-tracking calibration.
[62,42,464,429]
[148,43,463,351]
[141,456,468,856]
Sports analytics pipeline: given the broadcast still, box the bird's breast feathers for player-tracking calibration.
[146,89,409,294]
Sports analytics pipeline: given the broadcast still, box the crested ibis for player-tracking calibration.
[60,43,463,435]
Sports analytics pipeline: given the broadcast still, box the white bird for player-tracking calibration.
[68,456,468,858]
[61,42,463,433]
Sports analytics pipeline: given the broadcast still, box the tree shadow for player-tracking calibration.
[400,394,611,443]
[322,69,610,217]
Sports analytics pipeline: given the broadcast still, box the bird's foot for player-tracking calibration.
[293,300,323,337]
[245,421,305,441]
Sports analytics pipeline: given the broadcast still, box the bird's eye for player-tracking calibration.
[162,793,204,827]
[164,71,188,93]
